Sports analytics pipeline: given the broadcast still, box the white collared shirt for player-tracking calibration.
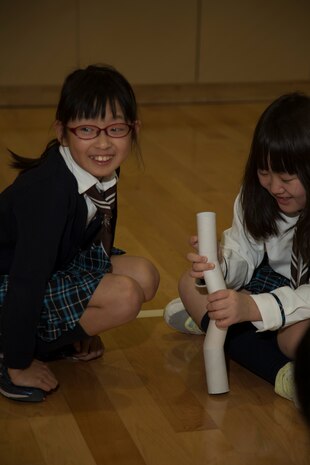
[59,145,118,225]
[220,193,310,331]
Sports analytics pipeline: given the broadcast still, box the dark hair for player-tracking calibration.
[241,92,310,261]
[295,326,310,427]
[10,64,140,172]
[56,64,138,139]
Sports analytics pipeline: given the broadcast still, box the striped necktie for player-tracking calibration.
[86,183,117,256]
[290,228,309,288]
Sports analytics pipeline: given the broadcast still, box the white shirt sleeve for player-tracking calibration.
[220,193,310,331]
[251,284,310,331]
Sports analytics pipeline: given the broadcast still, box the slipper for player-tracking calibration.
[0,364,47,402]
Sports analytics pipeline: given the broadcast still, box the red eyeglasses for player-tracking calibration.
[67,123,134,140]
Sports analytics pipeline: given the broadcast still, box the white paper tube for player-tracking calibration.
[197,212,229,394]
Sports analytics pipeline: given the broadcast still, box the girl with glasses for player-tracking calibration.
[0,64,159,402]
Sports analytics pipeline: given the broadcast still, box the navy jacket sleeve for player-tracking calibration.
[0,150,87,368]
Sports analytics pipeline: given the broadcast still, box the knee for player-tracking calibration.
[178,270,190,293]
[277,333,293,359]
[277,320,310,359]
[178,270,196,300]
[119,275,145,321]
[81,275,146,333]
[136,257,160,301]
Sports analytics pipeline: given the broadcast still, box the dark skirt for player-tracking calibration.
[0,244,124,342]
[243,254,290,294]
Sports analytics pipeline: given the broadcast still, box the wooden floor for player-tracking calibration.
[0,102,309,464]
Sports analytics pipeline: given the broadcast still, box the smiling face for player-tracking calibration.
[56,102,138,180]
[257,168,307,216]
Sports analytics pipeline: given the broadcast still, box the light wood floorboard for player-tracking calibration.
[0,102,309,464]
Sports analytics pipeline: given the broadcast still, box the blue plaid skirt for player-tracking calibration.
[243,255,290,294]
[0,244,124,342]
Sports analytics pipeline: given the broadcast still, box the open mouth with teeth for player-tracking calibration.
[90,155,113,162]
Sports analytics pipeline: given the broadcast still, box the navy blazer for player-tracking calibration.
[0,144,117,368]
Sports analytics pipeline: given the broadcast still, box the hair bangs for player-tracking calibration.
[69,93,108,122]
[65,89,127,122]
[267,146,298,174]
[255,123,303,174]
[56,65,137,125]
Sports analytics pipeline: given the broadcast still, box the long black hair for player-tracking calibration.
[10,64,140,172]
[241,92,310,261]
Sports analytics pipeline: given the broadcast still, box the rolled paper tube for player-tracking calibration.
[197,212,229,394]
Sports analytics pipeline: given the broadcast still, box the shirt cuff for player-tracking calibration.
[250,293,283,331]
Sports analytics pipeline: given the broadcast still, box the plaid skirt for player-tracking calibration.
[0,244,124,342]
[243,254,290,294]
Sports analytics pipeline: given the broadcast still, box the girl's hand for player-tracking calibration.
[188,235,215,279]
[72,335,104,361]
[8,359,58,392]
[189,235,199,250]
[206,289,262,329]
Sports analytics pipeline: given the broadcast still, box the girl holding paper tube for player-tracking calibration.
[164,92,310,404]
